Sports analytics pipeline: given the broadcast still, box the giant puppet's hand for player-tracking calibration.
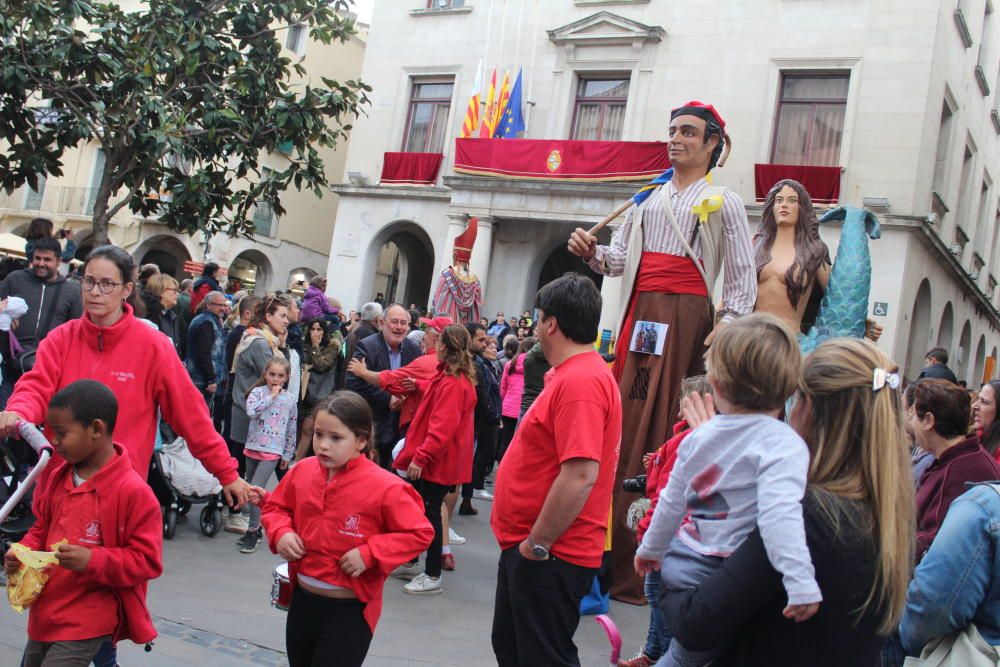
[567,228,597,260]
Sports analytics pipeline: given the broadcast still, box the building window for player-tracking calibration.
[932,100,955,197]
[286,23,306,55]
[426,0,465,8]
[571,76,630,141]
[24,175,46,210]
[402,78,454,153]
[253,167,277,237]
[771,72,850,166]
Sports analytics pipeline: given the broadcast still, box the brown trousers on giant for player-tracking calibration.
[609,291,712,604]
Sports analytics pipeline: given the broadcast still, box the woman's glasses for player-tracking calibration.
[81,277,124,294]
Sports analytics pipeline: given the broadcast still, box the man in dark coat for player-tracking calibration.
[918,346,960,384]
[346,304,421,469]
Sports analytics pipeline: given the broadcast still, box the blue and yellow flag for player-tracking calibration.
[496,69,525,138]
[632,168,673,206]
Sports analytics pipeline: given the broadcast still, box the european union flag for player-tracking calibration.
[496,69,525,138]
[632,168,673,206]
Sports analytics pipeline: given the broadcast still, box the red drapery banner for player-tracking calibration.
[754,164,842,205]
[380,152,444,186]
[454,138,670,182]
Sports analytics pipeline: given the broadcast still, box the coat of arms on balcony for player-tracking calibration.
[546,149,563,173]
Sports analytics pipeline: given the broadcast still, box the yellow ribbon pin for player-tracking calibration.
[691,195,724,224]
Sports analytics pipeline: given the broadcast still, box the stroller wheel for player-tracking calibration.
[200,505,222,537]
[163,508,178,540]
[177,500,192,516]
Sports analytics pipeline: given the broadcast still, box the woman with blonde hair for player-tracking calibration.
[392,324,477,596]
[666,338,915,666]
[141,273,183,354]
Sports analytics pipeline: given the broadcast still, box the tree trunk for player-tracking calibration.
[90,163,115,247]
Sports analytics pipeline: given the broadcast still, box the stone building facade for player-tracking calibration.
[328,0,1000,384]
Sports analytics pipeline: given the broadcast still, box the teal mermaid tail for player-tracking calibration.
[799,206,881,354]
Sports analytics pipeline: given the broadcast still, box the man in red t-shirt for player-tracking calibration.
[491,274,622,667]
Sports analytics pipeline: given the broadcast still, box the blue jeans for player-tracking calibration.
[643,571,672,659]
[655,543,724,667]
[92,640,117,667]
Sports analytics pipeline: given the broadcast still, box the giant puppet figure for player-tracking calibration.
[568,101,757,602]
[433,216,483,324]
[754,179,883,351]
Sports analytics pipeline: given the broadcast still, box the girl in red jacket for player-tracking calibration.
[393,324,478,596]
[255,391,433,667]
[4,380,162,667]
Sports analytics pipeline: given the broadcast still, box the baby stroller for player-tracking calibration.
[148,435,226,539]
[0,423,54,556]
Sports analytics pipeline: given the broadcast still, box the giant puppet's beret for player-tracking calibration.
[670,101,727,129]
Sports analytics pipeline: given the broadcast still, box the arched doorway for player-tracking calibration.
[287,267,319,296]
[229,249,273,295]
[536,245,604,293]
[937,302,954,352]
[362,222,435,309]
[974,335,987,386]
[134,234,192,279]
[957,321,972,383]
[904,279,932,380]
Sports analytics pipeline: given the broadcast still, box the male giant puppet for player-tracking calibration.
[568,101,757,602]
[433,217,483,324]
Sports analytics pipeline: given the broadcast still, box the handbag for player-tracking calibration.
[902,623,1000,666]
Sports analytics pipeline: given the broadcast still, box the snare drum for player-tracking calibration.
[270,562,292,611]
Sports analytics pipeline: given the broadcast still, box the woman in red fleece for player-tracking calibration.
[256,391,433,667]
[393,324,477,596]
[0,246,248,506]
[4,380,162,667]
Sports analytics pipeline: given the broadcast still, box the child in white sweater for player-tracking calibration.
[635,313,822,667]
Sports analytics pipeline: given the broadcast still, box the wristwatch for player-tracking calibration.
[528,537,550,560]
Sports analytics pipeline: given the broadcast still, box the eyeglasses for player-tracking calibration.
[162,287,179,293]
[208,300,228,307]
[81,277,125,294]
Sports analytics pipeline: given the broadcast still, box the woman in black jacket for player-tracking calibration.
[665,338,915,666]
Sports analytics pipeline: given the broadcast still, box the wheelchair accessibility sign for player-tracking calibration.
[872,302,889,317]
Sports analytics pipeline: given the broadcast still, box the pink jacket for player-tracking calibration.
[499,354,526,419]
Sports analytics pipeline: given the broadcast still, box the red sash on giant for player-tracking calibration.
[612,252,708,380]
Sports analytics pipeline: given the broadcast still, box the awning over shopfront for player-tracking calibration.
[754,163,842,205]
[453,138,669,182]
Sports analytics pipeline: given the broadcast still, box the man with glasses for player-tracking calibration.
[0,235,82,404]
[347,303,422,469]
[186,291,229,411]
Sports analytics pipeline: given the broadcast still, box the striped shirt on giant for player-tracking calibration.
[587,177,756,320]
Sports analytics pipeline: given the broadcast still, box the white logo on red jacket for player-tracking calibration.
[110,371,136,383]
[80,520,103,546]
[339,514,363,539]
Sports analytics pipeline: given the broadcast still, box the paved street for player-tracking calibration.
[0,499,648,666]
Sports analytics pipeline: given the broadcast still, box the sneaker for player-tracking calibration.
[403,573,442,595]
[447,527,466,545]
[238,529,260,554]
[473,489,494,501]
[392,561,423,580]
[617,652,654,667]
[224,512,249,534]
[442,553,456,571]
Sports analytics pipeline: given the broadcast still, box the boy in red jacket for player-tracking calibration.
[4,380,162,667]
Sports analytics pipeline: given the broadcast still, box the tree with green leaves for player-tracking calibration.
[0,0,370,246]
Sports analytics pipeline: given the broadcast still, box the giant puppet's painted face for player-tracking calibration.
[774,185,801,229]
[667,114,719,171]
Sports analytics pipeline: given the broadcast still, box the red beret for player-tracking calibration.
[671,101,726,129]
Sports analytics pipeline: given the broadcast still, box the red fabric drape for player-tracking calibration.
[454,138,670,181]
[754,164,842,204]
[380,152,444,186]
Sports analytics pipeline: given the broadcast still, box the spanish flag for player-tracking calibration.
[478,68,498,138]
[460,60,483,139]
[490,70,512,137]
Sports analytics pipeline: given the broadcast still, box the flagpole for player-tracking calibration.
[524,0,540,136]
[482,0,494,90]
[498,0,508,72]
[514,0,525,73]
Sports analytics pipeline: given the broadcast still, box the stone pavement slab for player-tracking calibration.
[0,499,648,666]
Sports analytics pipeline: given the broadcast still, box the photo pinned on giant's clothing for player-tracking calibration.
[629,321,668,356]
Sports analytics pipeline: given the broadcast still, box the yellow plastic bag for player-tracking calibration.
[7,540,67,613]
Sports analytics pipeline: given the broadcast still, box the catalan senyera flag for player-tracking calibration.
[460,60,483,138]
[478,68,498,138]
[489,70,512,138]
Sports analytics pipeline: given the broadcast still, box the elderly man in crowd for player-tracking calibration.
[347,303,421,469]
[186,290,229,410]
[339,301,383,388]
